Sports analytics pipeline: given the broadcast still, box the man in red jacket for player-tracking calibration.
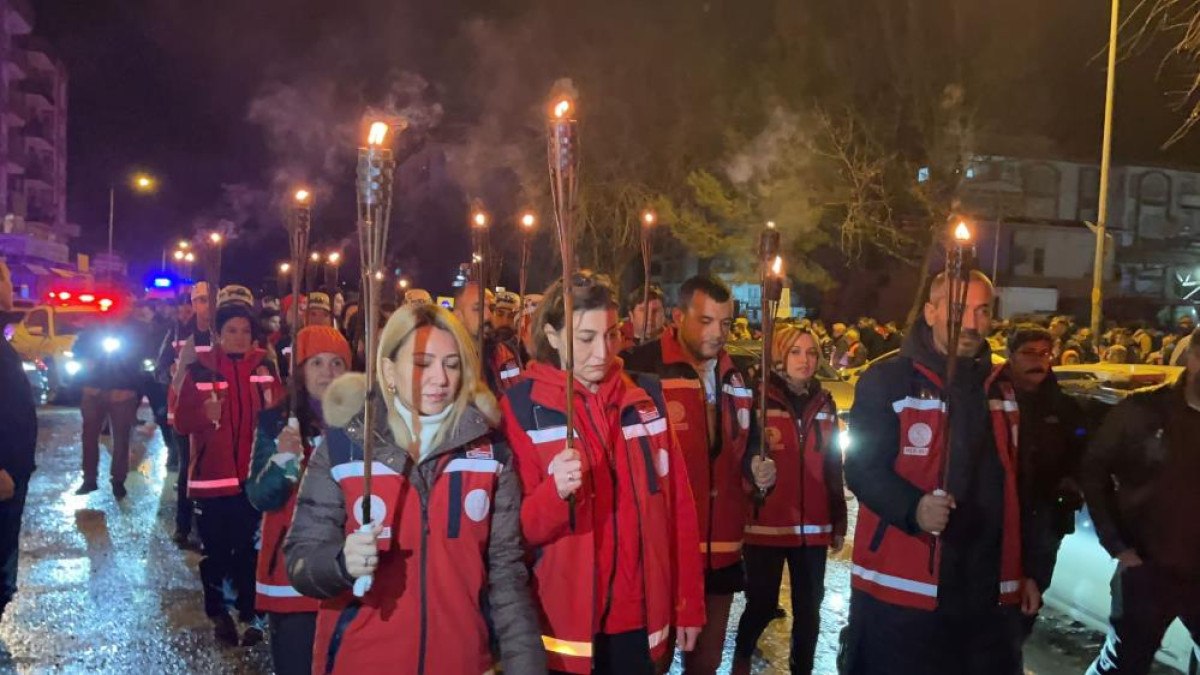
[623,274,775,674]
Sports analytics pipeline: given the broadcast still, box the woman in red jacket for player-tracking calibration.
[246,326,350,674]
[502,271,706,675]
[174,301,283,647]
[732,324,847,675]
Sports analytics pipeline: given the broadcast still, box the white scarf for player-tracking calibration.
[394,398,452,459]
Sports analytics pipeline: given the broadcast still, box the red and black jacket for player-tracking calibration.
[745,374,846,548]
[503,361,705,674]
[846,330,1023,611]
[173,347,282,499]
[622,327,754,571]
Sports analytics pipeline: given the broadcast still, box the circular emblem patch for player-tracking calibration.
[352,494,387,528]
[464,489,491,522]
[907,422,933,448]
[667,400,687,424]
[656,449,670,477]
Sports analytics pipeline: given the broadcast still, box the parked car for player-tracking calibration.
[1047,362,1194,674]
[21,357,50,406]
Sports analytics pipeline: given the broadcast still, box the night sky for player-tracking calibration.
[30,0,1200,294]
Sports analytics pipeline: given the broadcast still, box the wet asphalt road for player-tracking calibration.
[0,407,1178,674]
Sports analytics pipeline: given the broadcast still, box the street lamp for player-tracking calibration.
[107,171,158,274]
[470,206,491,359]
[206,231,224,289]
[326,251,342,290]
[639,208,658,342]
[516,211,537,357]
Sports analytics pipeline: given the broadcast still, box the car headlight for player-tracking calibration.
[838,430,852,453]
[63,351,74,358]
[102,337,121,354]
[21,361,36,372]
[142,359,155,372]
[64,360,83,376]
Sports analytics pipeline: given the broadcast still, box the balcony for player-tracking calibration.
[5,0,33,35]
[3,96,26,128]
[3,50,27,81]
[23,161,49,187]
[20,77,53,108]
[22,118,51,152]
[5,134,25,173]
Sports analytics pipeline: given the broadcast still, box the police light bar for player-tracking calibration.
[152,277,173,289]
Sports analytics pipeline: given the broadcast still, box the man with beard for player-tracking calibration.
[842,270,1032,675]
[1005,325,1086,643]
[454,282,522,395]
[623,275,776,675]
[1082,327,1200,674]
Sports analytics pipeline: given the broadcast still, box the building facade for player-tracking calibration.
[0,0,79,301]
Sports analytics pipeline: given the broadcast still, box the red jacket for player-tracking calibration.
[485,338,523,395]
[248,404,321,614]
[745,375,846,548]
[851,361,1023,610]
[622,327,754,571]
[173,347,282,499]
[504,361,705,674]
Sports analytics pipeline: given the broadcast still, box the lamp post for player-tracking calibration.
[1091,0,1121,340]
[639,209,657,344]
[107,172,157,278]
[277,261,292,298]
[326,251,342,290]
[206,231,224,291]
[516,211,537,361]
[471,207,490,361]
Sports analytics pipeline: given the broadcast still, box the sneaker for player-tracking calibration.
[112,482,127,500]
[75,481,98,495]
[240,617,267,647]
[212,613,239,647]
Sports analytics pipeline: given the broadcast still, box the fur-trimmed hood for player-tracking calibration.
[322,372,501,453]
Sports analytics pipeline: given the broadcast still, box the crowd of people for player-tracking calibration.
[0,255,1197,674]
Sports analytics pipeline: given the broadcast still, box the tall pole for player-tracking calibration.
[754,221,781,515]
[471,209,490,363]
[517,212,535,366]
[1092,0,1120,339]
[548,87,580,531]
[107,186,115,269]
[639,209,657,344]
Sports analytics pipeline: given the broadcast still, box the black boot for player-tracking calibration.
[75,480,98,495]
[212,613,239,647]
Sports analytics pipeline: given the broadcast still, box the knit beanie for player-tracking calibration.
[296,325,352,367]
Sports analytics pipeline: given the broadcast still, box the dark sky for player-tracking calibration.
[29,0,1200,293]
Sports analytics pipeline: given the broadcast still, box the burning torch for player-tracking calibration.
[930,219,975,572]
[286,189,313,420]
[639,209,657,345]
[353,120,397,597]
[517,211,537,365]
[547,84,580,531]
[755,221,783,513]
[471,206,490,362]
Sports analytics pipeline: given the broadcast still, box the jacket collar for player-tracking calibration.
[524,359,651,415]
[660,326,737,382]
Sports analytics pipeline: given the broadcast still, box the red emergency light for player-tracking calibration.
[46,289,119,312]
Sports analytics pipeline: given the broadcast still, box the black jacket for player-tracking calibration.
[0,337,37,485]
[73,321,145,392]
[845,320,1008,613]
[1013,371,1086,592]
[1082,380,1200,578]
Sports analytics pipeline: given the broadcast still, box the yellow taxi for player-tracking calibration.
[9,290,123,399]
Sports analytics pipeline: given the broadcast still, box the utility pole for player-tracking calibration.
[1092,0,1120,339]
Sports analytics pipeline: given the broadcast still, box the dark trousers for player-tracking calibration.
[1087,563,1200,674]
[195,493,260,622]
[174,433,193,535]
[0,481,28,616]
[550,629,653,675]
[81,388,139,484]
[842,590,1023,675]
[268,611,316,675]
[736,544,827,674]
[143,381,175,464]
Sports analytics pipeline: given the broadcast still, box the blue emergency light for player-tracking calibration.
[152,277,173,289]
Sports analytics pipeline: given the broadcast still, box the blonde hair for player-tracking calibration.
[376,303,498,450]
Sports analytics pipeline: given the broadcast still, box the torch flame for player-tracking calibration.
[521,212,536,229]
[311,252,322,262]
[367,122,389,147]
[328,251,341,265]
[954,221,972,242]
[772,255,783,276]
[374,270,385,281]
[642,210,657,227]
[279,262,291,274]
[473,211,489,228]
[553,99,571,119]
[294,188,311,204]
[767,220,777,229]
[209,232,223,244]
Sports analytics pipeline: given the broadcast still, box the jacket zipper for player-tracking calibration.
[415,461,433,675]
[582,399,621,631]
